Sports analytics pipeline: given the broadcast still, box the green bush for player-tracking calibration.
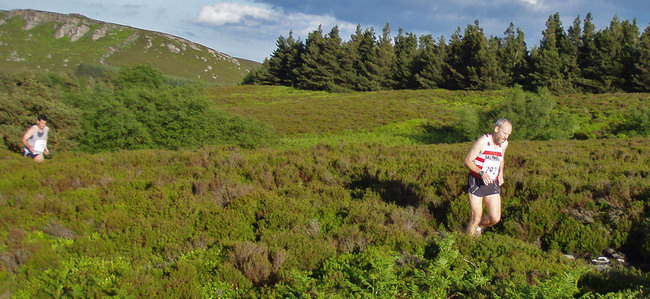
[544,215,610,255]
[0,72,81,152]
[1,66,276,154]
[457,87,578,141]
[68,65,276,152]
[616,105,650,137]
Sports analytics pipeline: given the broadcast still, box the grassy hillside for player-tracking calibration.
[208,85,650,147]
[0,9,259,85]
[209,86,506,135]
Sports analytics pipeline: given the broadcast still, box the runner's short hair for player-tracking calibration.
[38,114,47,121]
[495,118,511,127]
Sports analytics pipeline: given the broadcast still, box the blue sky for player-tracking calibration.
[1,0,649,62]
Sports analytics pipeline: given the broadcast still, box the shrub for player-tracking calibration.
[69,67,275,152]
[13,256,131,298]
[315,246,400,298]
[228,241,274,286]
[113,64,164,89]
[578,266,650,296]
[0,72,81,153]
[544,215,610,256]
[458,87,577,141]
[616,105,650,137]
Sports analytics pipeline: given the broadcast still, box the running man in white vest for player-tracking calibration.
[464,118,512,236]
[22,114,50,163]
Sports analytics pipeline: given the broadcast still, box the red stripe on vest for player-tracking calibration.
[482,150,502,157]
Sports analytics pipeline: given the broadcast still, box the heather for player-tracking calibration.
[1,66,650,297]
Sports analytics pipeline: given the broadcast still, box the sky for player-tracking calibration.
[1,0,649,62]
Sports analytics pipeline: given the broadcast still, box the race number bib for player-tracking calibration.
[34,140,46,152]
[482,157,501,180]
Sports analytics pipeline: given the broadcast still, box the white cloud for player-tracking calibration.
[518,0,545,10]
[196,2,357,38]
[283,12,357,36]
[197,2,277,26]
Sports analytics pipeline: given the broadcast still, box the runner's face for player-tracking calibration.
[494,123,512,144]
[37,119,47,130]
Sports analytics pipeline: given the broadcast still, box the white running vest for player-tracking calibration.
[25,125,48,155]
[472,134,503,180]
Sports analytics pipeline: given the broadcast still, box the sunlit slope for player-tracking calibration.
[208,85,650,138]
[0,9,259,85]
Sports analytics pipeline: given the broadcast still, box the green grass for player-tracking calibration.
[209,85,507,136]
[208,85,650,143]
[556,92,650,138]
[275,118,466,149]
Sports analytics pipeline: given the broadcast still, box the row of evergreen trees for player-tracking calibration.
[244,13,650,93]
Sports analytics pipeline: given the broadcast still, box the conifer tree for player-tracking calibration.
[297,26,328,90]
[596,16,625,91]
[413,35,445,89]
[377,24,397,89]
[578,12,601,92]
[443,27,465,89]
[589,16,638,92]
[298,26,348,90]
[242,59,272,85]
[324,26,353,90]
[451,21,504,90]
[347,25,382,91]
[392,28,418,89]
[632,26,650,91]
[620,19,640,91]
[499,23,529,86]
[530,13,573,93]
[266,31,304,86]
[476,34,505,90]
[564,16,583,89]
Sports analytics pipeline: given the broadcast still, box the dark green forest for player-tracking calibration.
[246,13,650,94]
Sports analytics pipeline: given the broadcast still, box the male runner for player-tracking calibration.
[464,118,512,236]
[22,114,50,163]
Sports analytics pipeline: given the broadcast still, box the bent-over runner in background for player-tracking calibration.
[22,114,50,163]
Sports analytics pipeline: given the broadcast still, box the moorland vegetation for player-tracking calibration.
[0,59,649,298]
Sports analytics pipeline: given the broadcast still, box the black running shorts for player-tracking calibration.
[467,173,501,197]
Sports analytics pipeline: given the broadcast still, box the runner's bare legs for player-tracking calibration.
[467,193,501,235]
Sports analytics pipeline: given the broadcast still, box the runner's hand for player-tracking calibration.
[481,173,492,185]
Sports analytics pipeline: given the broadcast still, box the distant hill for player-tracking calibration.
[0,9,260,85]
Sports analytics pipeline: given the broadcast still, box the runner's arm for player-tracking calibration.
[497,141,508,186]
[21,126,36,153]
[43,126,49,155]
[463,136,486,174]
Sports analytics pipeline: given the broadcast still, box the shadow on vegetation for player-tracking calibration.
[622,188,650,271]
[346,170,451,227]
[404,125,468,145]
[347,172,425,207]
[578,267,650,295]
